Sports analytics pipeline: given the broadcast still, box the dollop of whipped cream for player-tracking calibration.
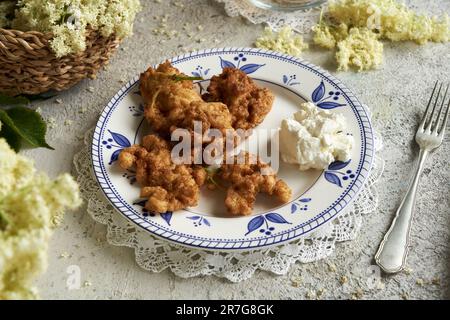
[279,102,354,171]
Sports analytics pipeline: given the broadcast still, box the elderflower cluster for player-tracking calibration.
[335,28,384,71]
[255,26,309,57]
[324,0,449,44]
[0,0,141,57]
[0,123,81,299]
[313,0,449,71]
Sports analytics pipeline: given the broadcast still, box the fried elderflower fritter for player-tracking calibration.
[203,67,275,130]
[118,134,206,213]
[220,152,291,216]
[140,61,233,138]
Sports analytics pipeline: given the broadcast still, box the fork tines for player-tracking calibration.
[420,81,450,136]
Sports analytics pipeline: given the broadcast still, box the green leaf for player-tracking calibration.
[0,94,30,108]
[6,107,53,150]
[0,107,53,150]
[0,92,57,105]
[0,109,20,149]
[0,209,9,231]
[0,118,22,151]
[24,91,59,101]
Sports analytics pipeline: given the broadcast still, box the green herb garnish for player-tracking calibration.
[170,75,204,82]
[205,166,222,189]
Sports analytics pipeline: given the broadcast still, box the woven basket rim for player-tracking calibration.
[0,27,52,37]
[0,26,109,37]
[0,26,119,56]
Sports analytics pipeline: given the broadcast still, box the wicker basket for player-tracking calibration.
[0,28,121,96]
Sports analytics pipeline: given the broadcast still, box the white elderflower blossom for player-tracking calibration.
[255,26,308,57]
[336,28,383,71]
[323,0,449,44]
[312,0,449,71]
[7,0,141,57]
[0,130,81,299]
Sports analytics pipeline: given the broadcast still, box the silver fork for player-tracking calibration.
[375,81,450,274]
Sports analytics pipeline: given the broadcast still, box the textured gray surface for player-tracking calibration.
[26,0,449,299]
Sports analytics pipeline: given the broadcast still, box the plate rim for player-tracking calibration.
[91,47,375,251]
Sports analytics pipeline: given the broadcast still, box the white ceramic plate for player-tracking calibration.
[92,48,374,251]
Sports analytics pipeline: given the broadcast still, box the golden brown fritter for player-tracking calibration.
[139,61,233,137]
[118,134,206,213]
[219,152,291,216]
[118,62,289,217]
[203,67,275,130]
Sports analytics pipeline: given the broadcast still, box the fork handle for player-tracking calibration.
[375,149,429,273]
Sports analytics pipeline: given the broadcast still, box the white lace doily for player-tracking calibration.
[215,0,323,33]
[73,122,383,282]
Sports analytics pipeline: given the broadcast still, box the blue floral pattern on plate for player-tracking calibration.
[219,54,265,74]
[312,80,346,109]
[283,74,300,86]
[103,130,131,165]
[128,104,144,117]
[291,198,312,214]
[134,200,173,226]
[191,65,210,78]
[122,171,137,185]
[187,215,211,227]
[324,160,356,188]
[245,213,292,236]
